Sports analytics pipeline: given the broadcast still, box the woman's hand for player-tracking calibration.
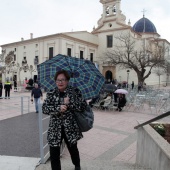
[60,105,68,113]
[64,96,70,105]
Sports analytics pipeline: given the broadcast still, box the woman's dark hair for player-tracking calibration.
[54,70,70,81]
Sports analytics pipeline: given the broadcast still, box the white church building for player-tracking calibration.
[1,0,170,86]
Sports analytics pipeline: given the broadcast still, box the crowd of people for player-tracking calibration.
[0,77,40,99]
[98,92,127,112]
[89,81,128,112]
[88,79,149,111]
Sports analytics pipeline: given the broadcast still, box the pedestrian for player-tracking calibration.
[131,81,134,90]
[34,79,40,88]
[4,80,12,99]
[100,93,112,110]
[42,70,87,170]
[116,93,127,112]
[113,92,118,103]
[138,82,142,92]
[0,81,3,99]
[23,78,28,89]
[89,95,100,108]
[31,83,43,113]
[143,83,147,91]
[14,79,17,92]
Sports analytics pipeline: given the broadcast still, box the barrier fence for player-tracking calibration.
[0,96,34,120]
[0,96,66,164]
[38,104,66,164]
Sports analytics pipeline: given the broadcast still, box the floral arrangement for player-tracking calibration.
[153,124,166,136]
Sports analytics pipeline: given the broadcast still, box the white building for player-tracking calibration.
[1,0,170,86]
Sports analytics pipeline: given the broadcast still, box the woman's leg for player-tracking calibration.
[117,104,122,111]
[49,146,61,170]
[49,126,65,170]
[62,129,80,168]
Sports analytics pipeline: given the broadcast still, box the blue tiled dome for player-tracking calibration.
[132,17,157,33]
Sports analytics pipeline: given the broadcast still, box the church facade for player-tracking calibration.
[1,0,170,86]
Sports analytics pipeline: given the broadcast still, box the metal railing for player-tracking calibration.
[134,111,170,129]
[38,104,50,164]
[0,96,32,118]
[38,104,66,164]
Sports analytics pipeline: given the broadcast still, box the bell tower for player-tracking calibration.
[95,0,126,29]
[100,0,121,18]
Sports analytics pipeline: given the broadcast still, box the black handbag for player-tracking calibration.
[72,88,94,132]
[74,105,94,132]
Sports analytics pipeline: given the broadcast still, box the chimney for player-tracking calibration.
[30,33,33,39]
[21,37,24,41]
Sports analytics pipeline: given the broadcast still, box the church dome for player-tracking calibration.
[132,16,157,33]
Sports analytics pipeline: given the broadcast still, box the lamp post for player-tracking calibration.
[127,70,130,88]
[119,76,121,82]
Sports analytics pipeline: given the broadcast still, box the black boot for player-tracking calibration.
[75,166,81,170]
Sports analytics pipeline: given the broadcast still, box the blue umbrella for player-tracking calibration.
[37,54,105,100]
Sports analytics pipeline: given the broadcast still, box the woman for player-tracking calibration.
[100,93,112,110]
[116,93,127,112]
[42,70,87,170]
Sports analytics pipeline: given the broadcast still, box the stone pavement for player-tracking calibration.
[36,108,168,170]
[0,89,170,170]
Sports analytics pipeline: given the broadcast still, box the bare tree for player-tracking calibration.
[152,67,164,87]
[0,51,36,85]
[161,60,170,86]
[102,32,166,84]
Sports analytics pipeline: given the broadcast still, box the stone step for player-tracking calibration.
[35,159,151,170]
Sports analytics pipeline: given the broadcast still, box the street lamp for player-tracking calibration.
[127,70,130,88]
[119,76,121,82]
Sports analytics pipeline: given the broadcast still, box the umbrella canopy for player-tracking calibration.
[37,54,105,100]
[114,89,128,94]
[103,84,117,93]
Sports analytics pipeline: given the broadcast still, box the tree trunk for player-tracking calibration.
[137,73,145,85]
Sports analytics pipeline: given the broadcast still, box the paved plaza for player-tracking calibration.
[0,88,170,170]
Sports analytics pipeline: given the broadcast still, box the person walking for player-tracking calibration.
[42,70,87,170]
[14,79,17,92]
[4,80,12,99]
[116,93,127,112]
[138,82,142,92]
[0,81,3,99]
[131,81,134,90]
[31,83,43,113]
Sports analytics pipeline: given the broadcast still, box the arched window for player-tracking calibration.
[113,5,116,14]
[106,6,109,15]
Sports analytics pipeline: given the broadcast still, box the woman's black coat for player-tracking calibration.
[42,86,87,147]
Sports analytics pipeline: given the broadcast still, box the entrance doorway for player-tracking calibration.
[105,70,112,83]
[34,75,37,83]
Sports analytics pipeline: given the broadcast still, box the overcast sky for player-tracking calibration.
[0,0,170,51]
